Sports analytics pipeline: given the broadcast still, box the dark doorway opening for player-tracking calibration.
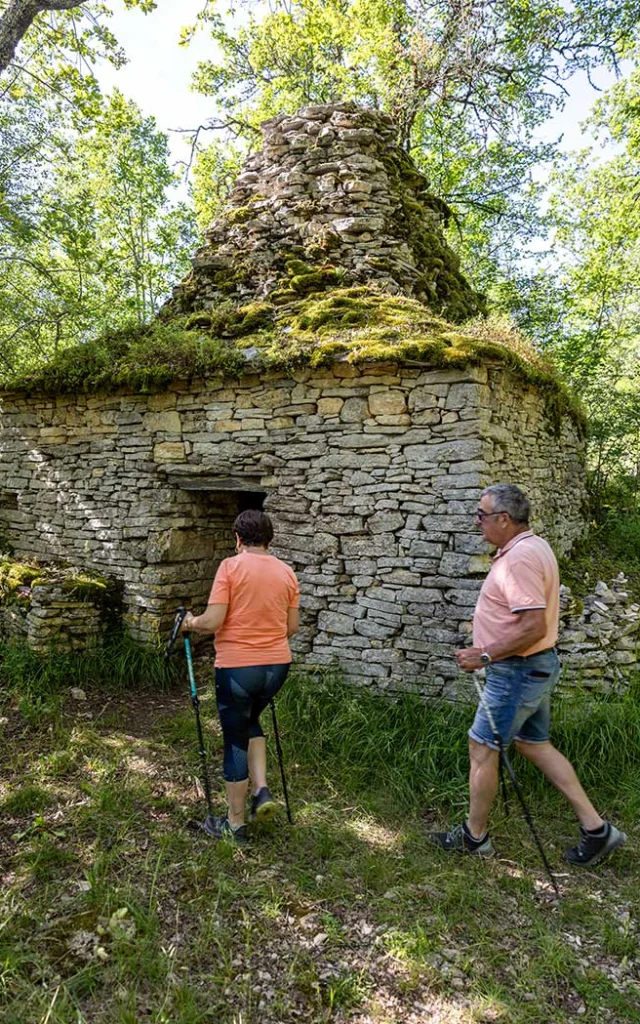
[237,490,266,513]
[160,486,269,627]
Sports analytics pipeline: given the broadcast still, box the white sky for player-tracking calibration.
[96,1,620,179]
[97,0,216,171]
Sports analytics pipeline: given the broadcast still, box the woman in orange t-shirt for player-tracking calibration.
[181,509,299,844]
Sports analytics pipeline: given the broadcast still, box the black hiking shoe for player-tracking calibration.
[563,822,626,867]
[249,786,279,823]
[429,822,495,858]
[203,815,249,846]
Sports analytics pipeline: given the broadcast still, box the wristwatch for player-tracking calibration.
[480,651,492,666]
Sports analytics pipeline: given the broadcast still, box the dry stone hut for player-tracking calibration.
[0,103,588,695]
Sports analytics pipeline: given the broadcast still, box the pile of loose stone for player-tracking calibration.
[169,102,482,322]
[557,574,640,691]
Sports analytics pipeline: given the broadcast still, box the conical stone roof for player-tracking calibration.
[169,102,484,324]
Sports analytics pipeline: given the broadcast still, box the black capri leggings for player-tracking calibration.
[215,663,290,782]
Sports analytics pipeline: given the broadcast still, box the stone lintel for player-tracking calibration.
[159,466,267,492]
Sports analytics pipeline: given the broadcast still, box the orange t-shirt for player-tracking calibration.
[208,550,300,668]
[473,531,559,656]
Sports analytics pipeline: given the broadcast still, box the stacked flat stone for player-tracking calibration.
[27,582,104,652]
[168,102,482,322]
[557,574,640,691]
[0,569,107,653]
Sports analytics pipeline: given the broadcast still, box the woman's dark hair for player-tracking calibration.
[233,509,274,547]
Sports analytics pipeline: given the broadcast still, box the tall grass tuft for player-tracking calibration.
[0,631,176,701]
[277,670,471,813]
[277,670,640,822]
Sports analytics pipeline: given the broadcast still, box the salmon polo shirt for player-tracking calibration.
[473,531,560,656]
[208,550,300,668]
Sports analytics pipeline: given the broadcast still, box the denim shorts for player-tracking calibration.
[469,649,561,749]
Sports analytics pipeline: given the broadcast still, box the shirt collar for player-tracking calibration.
[494,529,535,559]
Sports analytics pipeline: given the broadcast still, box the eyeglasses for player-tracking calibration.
[476,509,505,521]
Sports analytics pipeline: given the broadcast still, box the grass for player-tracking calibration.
[0,632,176,709]
[0,666,638,1023]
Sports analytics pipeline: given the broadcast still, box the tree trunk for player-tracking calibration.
[0,0,84,75]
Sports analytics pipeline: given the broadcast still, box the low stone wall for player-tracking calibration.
[1,564,636,697]
[0,563,115,652]
[558,575,640,691]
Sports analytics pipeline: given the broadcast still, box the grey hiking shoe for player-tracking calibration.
[203,815,249,846]
[563,822,626,867]
[429,822,495,858]
[249,786,279,823]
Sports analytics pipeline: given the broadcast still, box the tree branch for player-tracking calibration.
[0,0,84,75]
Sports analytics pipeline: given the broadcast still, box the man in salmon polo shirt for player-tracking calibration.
[429,483,626,867]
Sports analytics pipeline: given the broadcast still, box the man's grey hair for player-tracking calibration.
[482,484,530,524]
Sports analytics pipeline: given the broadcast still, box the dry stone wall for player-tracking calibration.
[558,576,640,690]
[0,359,588,694]
[0,572,109,652]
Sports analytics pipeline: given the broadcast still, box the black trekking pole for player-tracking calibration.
[270,699,293,824]
[473,672,559,898]
[166,607,215,832]
[499,754,510,817]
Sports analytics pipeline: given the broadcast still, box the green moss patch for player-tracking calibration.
[0,559,44,603]
[0,286,585,433]
[0,558,112,606]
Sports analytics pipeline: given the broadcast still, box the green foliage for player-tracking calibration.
[0,631,176,706]
[190,136,244,231]
[278,668,640,820]
[1,65,197,376]
[1,783,52,816]
[0,658,638,1022]
[498,61,640,510]
[559,513,640,604]
[186,0,640,296]
[277,670,470,812]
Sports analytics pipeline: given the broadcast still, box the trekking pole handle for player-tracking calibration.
[165,605,187,660]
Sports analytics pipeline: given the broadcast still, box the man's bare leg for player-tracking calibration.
[514,740,603,830]
[467,739,500,838]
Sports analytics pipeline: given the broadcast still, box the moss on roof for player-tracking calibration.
[0,286,585,435]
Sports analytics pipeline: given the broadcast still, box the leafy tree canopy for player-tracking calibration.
[185,0,640,289]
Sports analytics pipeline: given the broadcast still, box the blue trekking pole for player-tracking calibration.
[166,606,215,832]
